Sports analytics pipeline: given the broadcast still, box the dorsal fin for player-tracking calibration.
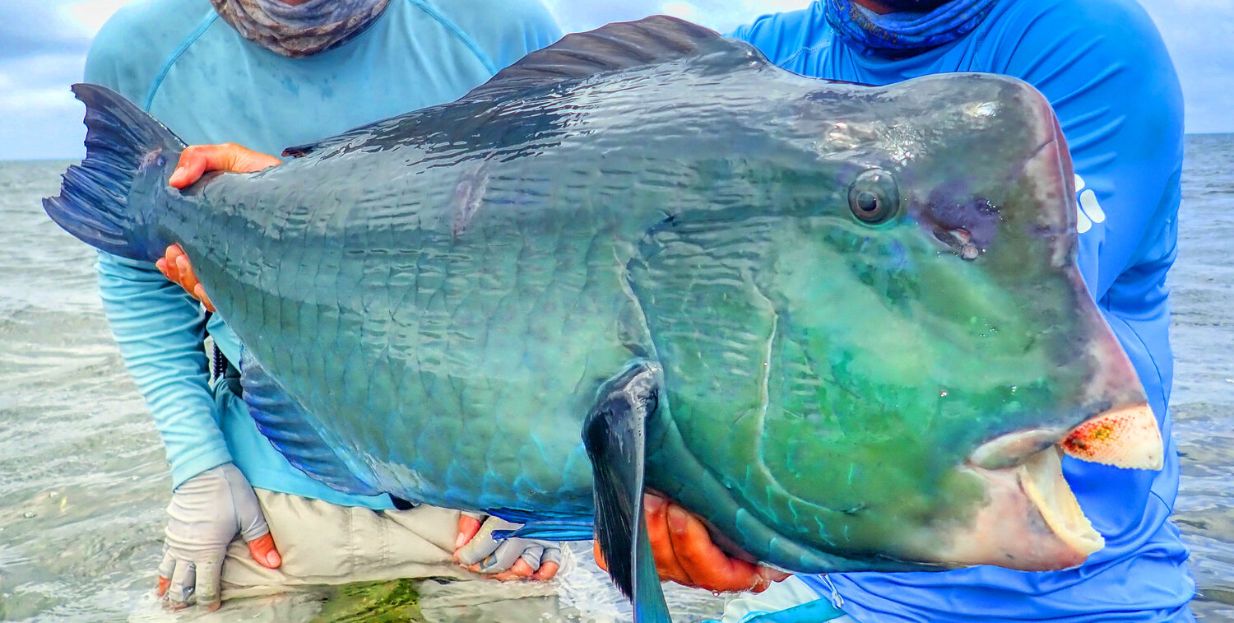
[464,15,731,100]
[282,16,747,159]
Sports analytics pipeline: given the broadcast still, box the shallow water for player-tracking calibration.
[0,135,1231,621]
[1167,134,1234,620]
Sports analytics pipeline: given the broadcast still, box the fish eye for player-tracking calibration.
[848,169,900,224]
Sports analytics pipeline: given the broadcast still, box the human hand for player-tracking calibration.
[594,493,788,593]
[167,143,281,189]
[158,143,280,309]
[156,463,282,611]
[156,244,213,312]
[455,514,561,581]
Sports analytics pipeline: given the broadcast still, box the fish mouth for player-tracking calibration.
[943,403,1162,571]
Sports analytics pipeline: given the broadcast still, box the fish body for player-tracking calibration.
[46,17,1162,618]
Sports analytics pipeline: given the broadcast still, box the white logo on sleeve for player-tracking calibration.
[1075,174,1106,234]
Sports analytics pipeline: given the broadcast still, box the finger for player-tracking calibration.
[533,560,560,581]
[160,245,183,282]
[193,284,216,312]
[225,143,282,174]
[169,148,210,189]
[225,464,271,544]
[541,546,562,568]
[593,539,607,571]
[518,544,545,572]
[156,549,176,596]
[194,559,223,611]
[456,519,507,566]
[643,494,690,585]
[174,255,198,292]
[247,533,282,569]
[165,560,196,609]
[757,565,791,588]
[477,538,528,574]
[666,504,761,592]
[492,558,535,581]
[455,514,483,552]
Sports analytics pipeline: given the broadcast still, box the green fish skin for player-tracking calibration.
[45,16,1158,615]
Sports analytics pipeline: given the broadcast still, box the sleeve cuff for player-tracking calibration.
[170,445,233,490]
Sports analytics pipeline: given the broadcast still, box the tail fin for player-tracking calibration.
[43,83,185,262]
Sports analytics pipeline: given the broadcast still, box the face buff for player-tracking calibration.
[211,0,391,57]
[824,0,997,55]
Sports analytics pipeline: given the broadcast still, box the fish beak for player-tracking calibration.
[1016,447,1104,562]
[1061,403,1163,470]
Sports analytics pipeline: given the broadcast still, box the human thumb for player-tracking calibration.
[247,532,282,569]
[220,463,281,568]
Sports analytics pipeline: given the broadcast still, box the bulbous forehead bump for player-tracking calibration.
[965,100,1000,119]
[805,85,1014,173]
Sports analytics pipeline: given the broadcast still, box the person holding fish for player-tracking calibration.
[81,0,567,613]
[629,0,1194,622]
[73,0,1188,622]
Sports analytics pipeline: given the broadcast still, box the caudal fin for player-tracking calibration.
[43,83,184,262]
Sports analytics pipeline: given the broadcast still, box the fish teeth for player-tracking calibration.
[1061,404,1163,470]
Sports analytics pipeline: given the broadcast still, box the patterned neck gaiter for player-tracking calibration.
[210,0,391,57]
[823,0,998,55]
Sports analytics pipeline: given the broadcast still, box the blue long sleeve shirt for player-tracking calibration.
[85,0,561,508]
[733,0,1193,621]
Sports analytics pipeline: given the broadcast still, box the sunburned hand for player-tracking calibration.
[455,513,562,581]
[158,143,281,309]
[156,244,214,311]
[167,143,281,189]
[594,493,789,593]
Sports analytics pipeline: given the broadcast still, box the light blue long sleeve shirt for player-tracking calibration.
[733,0,1193,621]
[85,0,561,509]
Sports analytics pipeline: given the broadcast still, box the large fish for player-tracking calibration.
[46,17,1162,620]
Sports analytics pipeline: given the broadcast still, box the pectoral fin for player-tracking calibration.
[583,362,671,623]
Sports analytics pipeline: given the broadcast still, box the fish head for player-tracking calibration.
[648,73,1161,574]
[860,74,1161,570]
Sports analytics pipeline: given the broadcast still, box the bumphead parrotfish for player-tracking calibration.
[45,16,1163,621]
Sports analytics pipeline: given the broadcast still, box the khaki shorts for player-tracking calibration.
[219,489,564,621]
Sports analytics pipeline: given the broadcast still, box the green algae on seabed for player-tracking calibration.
[311,579,424,623]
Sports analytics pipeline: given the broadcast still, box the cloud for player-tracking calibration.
[1,0,1230,160]
[0,4,91,63]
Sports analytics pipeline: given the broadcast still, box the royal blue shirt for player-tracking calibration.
[85,0,561,508]
[734,0,1193,620]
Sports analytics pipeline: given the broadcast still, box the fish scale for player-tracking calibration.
[185,151,644,511]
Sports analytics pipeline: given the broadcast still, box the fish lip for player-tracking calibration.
[916,448,1101,571]
[967,426,1067,470]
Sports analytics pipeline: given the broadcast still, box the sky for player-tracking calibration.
[0,0,1230,161]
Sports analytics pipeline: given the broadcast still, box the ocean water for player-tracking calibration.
[0,135,1230,621]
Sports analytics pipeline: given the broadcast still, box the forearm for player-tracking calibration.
[97,251,232,488]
